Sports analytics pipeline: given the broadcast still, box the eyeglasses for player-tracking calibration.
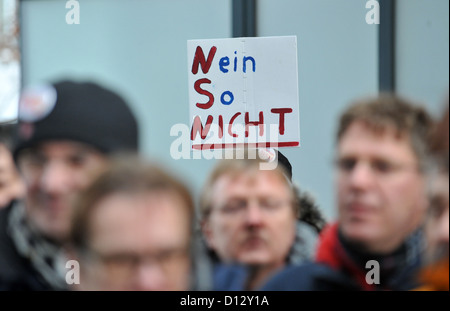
[216,197,292,216]
[84,247,190,279]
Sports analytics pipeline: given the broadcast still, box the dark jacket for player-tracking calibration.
[204,221,319,291]
[260,261,362,291]
[261,223,425,291]
[0,202,65,291]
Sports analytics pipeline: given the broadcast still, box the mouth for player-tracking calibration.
[346,202,376,218]
[242,236,266,250]
[35,195,68,218]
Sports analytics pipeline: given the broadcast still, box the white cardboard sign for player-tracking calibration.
[187,36,300,150]
[0,62,20,124]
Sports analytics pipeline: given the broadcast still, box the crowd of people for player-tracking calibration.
[0,79,448,291]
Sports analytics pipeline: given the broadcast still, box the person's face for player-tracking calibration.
[425,172,449,263]
[17,141,106,241]
[204,169,296,268]
[336,121,428,253]
[80,192,191,291]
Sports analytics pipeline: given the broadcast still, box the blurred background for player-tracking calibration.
[1,0,448,220]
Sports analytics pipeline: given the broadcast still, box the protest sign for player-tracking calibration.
[188,36,300,150]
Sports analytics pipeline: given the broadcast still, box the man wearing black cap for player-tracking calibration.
[0,80,139,290]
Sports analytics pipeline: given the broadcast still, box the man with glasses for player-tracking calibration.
[200,154,318,290]
[262,95,433,290]
[67,156,194,291]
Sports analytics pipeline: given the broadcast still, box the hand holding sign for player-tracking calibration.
[188,36,300,150]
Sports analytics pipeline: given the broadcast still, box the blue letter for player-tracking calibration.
[221,91,234,105]
[219,57,230,73]
[243,56,256,73]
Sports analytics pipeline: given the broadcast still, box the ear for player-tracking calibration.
[201,218,215,249]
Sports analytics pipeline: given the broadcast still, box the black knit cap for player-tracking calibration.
[277,150,293,181]
[258,148,293,181]
[13,80,139,159]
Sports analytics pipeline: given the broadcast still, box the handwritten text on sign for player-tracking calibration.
[188,36,300,150]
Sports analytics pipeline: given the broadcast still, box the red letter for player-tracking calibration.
[228,112,242,138]
[245,111,264,137]
[194,78,214,109]
[218,115,224,139]
[191,115,214,140]
[191,46,217,74]
[271,108,293,135]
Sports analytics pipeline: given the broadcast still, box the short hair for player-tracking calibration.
[200,154,298,221]
[70,155,194,251]
[337,94,433,170]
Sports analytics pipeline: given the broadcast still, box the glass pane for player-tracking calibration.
[19,0,232,198]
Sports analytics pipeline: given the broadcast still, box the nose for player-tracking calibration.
[133,261,166,291]
[347,162,376,191]
[244,201,263,227]
[40,161,72,195]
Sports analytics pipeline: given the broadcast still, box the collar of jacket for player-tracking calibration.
[8,201,68,290]
[315,222,425,290]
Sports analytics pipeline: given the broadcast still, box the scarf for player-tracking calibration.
[8,202,68,290]
[316,222,425,290]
